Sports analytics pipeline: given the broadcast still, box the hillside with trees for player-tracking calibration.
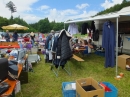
[0,16,66,33]
[96,0,130,16]
[29,18,66,33]
[0,0,130,33]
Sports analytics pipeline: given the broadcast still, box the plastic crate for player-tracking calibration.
[95,51,105,57]
[102,82,118,97]
[62,82,76,97]
[100,52,105,57]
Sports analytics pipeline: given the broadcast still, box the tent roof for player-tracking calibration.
[64,6,130,24]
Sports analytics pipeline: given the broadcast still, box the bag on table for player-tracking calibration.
[8,65,18,81]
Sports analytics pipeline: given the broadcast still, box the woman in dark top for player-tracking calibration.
[5,30,10,42]
[12,32,18,42]
[30,32,35,47]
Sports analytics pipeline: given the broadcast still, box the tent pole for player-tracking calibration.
[116,17,119,77]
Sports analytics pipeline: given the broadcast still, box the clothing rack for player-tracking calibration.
[50,61,71,77]
[47,29,72,77]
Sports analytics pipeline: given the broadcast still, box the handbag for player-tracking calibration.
[8,65,18,81]
[8,60,18,66]
[0,82,10,95]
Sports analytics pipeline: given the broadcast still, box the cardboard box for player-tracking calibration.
[118,54,130,69]
[76,77,104,97]
[126,58,130,65]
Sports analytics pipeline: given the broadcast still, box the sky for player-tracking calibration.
[0,0,124,24]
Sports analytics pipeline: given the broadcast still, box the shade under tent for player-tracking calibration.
[64,14,130,77]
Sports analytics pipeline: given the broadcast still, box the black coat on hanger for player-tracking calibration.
[81,23,89,35]
[90,21,96,33]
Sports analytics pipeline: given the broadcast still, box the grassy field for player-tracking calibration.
[16,53,130,97]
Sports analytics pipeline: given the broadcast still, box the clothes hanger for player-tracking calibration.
[106,20,111,28]
[107,20,111,24]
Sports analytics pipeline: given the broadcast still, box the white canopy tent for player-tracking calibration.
[64,6,130,77]
[64,6,130,24]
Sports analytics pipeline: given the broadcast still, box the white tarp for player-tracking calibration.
[64,6,130,24]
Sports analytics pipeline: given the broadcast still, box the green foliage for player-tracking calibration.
[50,21,56,30]
[38,18,50,33]
[0,1,130,32]
[0,15,37,33]
[122,0,127,3]
[30,19,65,33]
[52,22,64,31]
[65,24,69,30]
[0,16,9,31]
[96,1,130,16]
[77,22,82,32]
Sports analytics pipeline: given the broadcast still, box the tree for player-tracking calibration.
[9,15,15,24]
[50,21,56,30]
[0,16,9,31]
[52,23,64,31]
[122,0,127,3]
[38,18,50,33]
[96,1,130,16]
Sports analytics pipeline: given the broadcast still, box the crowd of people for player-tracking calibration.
[71,36,94,54]
[0,30,46,52]
[0,30,19,42]
[1,29,94,55]
[0,30,45,43]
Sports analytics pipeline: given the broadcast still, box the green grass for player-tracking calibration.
[16,54,130,97]
[73,33,87,38]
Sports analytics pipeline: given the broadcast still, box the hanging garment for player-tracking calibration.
[118,34,123,47]
[45,34,53,62]
[68,23,79,35]
[51,33,59,53]
[51,33,59,60]
[45,34,52,50]
[52,29,73,68]
[93,29,99,41]
[102,21,115,68]
[81,23,89,35]
[90,21,96,33]
[90,21,99,41]
[48,50,52,60]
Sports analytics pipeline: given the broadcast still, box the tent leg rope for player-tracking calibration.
[116,17,119,77]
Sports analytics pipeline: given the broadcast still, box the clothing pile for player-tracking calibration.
[45,29,73,68]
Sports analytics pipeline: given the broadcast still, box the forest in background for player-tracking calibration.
[0,0,129,33]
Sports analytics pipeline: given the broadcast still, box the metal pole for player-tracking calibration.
[116,17,119,77]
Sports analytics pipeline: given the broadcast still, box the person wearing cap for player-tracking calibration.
[50,30,55,35]
[30,32,35,47]
[5,30,10,42]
